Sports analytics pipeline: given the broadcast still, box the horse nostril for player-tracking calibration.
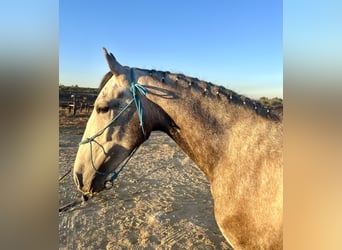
[74,173,84,189]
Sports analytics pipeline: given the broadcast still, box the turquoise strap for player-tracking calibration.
[78,68,147,186]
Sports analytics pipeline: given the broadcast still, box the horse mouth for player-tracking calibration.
[78,189,96,198]
[82,194,89,201]
[74,174,106,197]
[80,188,100,200]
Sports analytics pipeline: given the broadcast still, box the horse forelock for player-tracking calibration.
[98,71,113,94]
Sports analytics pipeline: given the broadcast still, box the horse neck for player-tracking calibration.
[138,72,279,181]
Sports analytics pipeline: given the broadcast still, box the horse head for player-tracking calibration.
[73,48,151,196]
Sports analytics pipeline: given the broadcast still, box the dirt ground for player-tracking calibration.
[59,108,231,249]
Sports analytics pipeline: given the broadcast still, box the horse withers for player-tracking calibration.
[73,48,283,249]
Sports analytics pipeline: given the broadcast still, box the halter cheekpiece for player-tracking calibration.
[79,68,147,189]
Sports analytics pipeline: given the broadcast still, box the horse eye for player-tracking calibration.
[96,106,109,114]
[117,92,125,99]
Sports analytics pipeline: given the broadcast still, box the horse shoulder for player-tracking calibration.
[210,147,282,249]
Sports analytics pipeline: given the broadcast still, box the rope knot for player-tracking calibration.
[79,137,94,145]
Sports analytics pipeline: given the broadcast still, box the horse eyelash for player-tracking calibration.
[96,106,109,113]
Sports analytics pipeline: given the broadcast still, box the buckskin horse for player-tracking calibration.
[73,48,283,249]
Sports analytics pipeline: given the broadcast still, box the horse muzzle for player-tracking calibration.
[73,170,106,195]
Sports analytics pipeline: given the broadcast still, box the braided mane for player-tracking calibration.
[99,68,282,122]
[141,68,282,122]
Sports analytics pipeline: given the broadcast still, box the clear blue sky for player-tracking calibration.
[60,0,282,98]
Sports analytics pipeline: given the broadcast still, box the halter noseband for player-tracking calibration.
[79,68,147,189]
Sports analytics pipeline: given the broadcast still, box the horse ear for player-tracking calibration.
[103,47,125,75]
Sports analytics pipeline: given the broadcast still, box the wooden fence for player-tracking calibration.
[59,92,97,116]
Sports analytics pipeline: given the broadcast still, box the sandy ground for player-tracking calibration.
[59,108,231,249]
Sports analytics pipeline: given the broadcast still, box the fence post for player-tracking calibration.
[71,94,77,116]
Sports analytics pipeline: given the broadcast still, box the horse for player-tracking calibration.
[73,48,283,249]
